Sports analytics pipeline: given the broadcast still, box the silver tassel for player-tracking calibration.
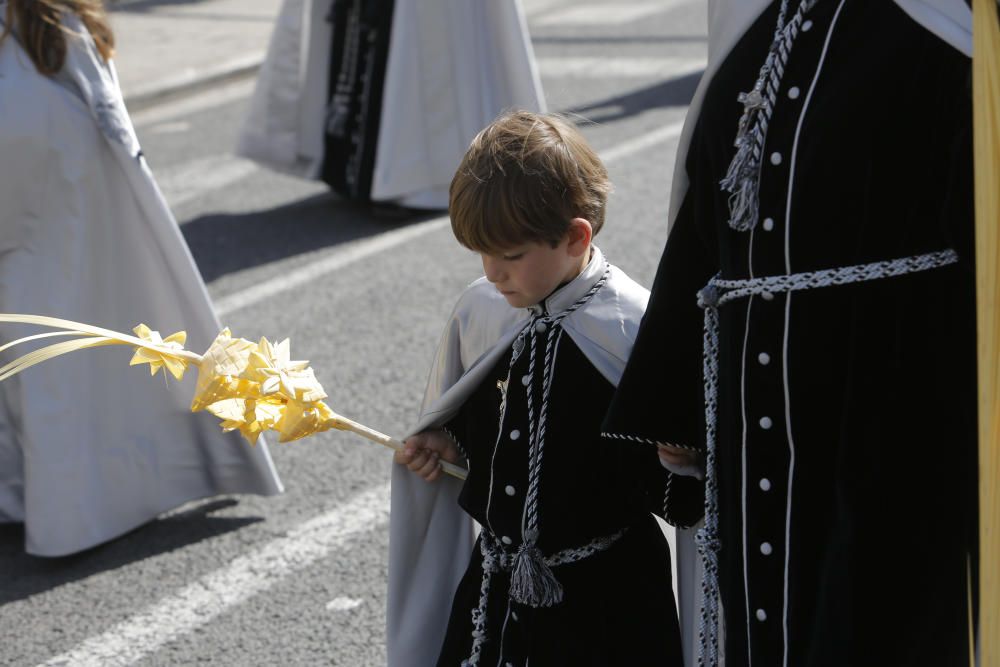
[508,533,564,607]
[720,89,766,232]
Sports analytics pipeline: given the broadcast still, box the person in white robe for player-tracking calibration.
[0,0,283,557]
[237,0,545,210]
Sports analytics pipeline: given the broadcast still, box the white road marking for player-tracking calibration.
[216,119,686,318]
[524,0,571,17]
[148,120,192,135]
[537,56,706,79]
[534,0,694,26]
[215,216,451,317]
[131,78,256,128]
[124,52,264,108]
[601,119,685,164]
[155,154,260,209]
[326,597,364,612]
[39,484,390,667]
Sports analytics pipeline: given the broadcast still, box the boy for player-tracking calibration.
[388,111,699,666]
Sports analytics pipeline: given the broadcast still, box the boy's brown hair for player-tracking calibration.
[449,110,611,254]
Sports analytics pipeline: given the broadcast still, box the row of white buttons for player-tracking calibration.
[752,19,812,631]
[500,426,520,544]
[761,19,808,234]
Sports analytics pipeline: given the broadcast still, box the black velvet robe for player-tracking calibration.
[603,2,977,665]
[436,337,685,667]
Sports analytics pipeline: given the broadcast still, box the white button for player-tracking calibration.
[759,416,773,430]
[770,151,783,166]
[758,352,771,366]
[535,321,547,333]
[756,608,768,622]
[521,374,531,386]
[802,19,813,32]
[760,542,773,556]
[501,535,513,545]
[510,429,521,441]
[787,86,800,100]
[761,291,774,301]
[505,485,516,496]
[762,217,775,231]
[512,611,519,621]
[759,478,772,491]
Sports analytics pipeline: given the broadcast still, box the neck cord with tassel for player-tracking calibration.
[720,0,816,232]
[507,264,611,607]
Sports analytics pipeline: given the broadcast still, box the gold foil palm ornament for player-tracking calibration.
[0,315,467,480]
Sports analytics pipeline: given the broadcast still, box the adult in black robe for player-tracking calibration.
[603,2,977,665]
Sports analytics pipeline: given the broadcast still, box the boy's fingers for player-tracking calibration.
[405,450,429,471]
[425,465,442,483]
[416,452,440,479]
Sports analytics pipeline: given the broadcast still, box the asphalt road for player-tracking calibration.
[0,1,707,665]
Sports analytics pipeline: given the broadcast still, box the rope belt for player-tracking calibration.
[693,248,959,667]
[463,528,626,667]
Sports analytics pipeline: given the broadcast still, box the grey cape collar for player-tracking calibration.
[410,245,648,435]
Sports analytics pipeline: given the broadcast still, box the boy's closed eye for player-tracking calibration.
[502,252,524,261]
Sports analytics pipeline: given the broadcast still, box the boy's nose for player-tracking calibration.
[482,256,506,283]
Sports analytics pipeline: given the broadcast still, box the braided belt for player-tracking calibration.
[462,528,625,667]
[693,248,959,667]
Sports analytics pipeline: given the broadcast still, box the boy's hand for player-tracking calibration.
[657,444,704,480]
[394,429,461,483]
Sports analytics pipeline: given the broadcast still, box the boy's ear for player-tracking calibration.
[565,218,593,257]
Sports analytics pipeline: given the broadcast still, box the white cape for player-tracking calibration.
[237,0,545,208]
[386,248,688,666]
[0,14,283,556]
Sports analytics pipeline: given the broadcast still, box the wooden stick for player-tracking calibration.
[332,414,468,481]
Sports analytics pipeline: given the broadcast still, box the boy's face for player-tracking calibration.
[479,220,592,309]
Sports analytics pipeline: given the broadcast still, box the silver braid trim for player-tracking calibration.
[693,248,958,667]
[601,431,702,452]
[505,265,611,607]
[719,0,815,232]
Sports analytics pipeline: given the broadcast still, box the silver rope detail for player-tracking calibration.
[463,528,626,667]
[720,0,815,232]
[694,248,959,667]
[509,265,611,608]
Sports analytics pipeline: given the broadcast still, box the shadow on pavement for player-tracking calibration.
[568,69,703,125]
[182,193,444,283]
[0,498,261,606]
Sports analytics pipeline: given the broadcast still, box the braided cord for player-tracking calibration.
[720,0,814,232]
[520,265,612,544]
[693,248,958,667]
